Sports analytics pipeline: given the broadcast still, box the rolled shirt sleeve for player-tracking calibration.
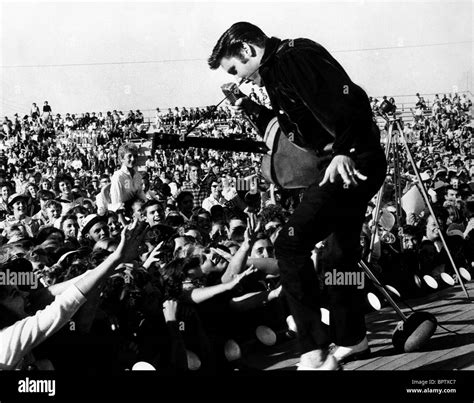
[0,284,86,370]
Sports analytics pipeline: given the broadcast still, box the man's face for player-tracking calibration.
[446,189,458,202]
[27,186,37,199]
[196,213,211,233]
[121,151,138,169]
[1,186,10,199]
[402,234,418,251]
[46,205,61,221]
[426,215,440,242]
[211,182,222,197]
[59,180,72,196]
[62,218,79,238]
[88,221,109,242]
[250,238,275,258]
[12,200,26,215]
[132,201,144,215]
[199,247,227,274]
[220,49,263,87]
[145,204,164,226]
[189,166,199,182]
[107,216,122,237]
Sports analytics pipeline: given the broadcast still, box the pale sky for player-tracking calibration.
[0,0,472,117]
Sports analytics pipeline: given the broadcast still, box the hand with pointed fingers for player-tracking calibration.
[319,155,367,189]
[116,219,150,262]
[226,265,258,290]
[142,241,165,270]
[244,213,262,246]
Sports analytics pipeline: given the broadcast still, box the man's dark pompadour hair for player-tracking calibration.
[208,22,268,70]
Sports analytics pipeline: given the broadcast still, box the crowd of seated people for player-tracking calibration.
[0,92,472,371]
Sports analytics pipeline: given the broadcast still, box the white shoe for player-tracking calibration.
[296,354,340,371]
[332,336,370,364]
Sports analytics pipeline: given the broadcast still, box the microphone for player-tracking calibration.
[221,82,246,105]
[221,83,261,134]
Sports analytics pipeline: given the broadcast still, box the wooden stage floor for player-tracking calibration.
[242,281,474,371]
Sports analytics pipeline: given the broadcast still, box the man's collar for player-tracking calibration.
[120,165,135,176]
[259,37,283,71]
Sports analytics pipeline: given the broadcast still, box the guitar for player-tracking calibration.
[151,84,328,190]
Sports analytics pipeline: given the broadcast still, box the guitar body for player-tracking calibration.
[262,118,326,189]
[150,116,329,189]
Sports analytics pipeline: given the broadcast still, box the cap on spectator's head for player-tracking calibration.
[7,193,28,207]
[81,214,106,237]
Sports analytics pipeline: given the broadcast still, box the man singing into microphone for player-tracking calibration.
[208,22,387,369]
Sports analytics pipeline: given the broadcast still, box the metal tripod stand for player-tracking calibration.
[366,114,471,301]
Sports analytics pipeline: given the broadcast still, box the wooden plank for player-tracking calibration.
[340,284,473,370]
[412,342,474,371]
[352,306,474,370]
[244,281,474,370]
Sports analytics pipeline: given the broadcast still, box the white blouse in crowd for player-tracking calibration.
[109,165,146,211]
[0,284,86,370]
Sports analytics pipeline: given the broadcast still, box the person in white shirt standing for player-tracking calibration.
[109,143,147,215]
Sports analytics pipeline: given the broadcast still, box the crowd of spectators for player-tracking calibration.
[0,91,472,372]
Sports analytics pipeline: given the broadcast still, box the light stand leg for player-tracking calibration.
[393,120,471,301]
[359,260,408,321]
[367,127,393,263]
[392,139,404,241]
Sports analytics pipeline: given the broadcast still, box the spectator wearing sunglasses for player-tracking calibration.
[202,180,226,212]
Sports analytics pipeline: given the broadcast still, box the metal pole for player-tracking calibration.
[367,123,392,263]
[393,119,471,301]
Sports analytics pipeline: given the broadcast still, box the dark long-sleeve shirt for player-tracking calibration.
[256,37,381,156]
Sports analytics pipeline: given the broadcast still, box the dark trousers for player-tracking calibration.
[274,148,386,353]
